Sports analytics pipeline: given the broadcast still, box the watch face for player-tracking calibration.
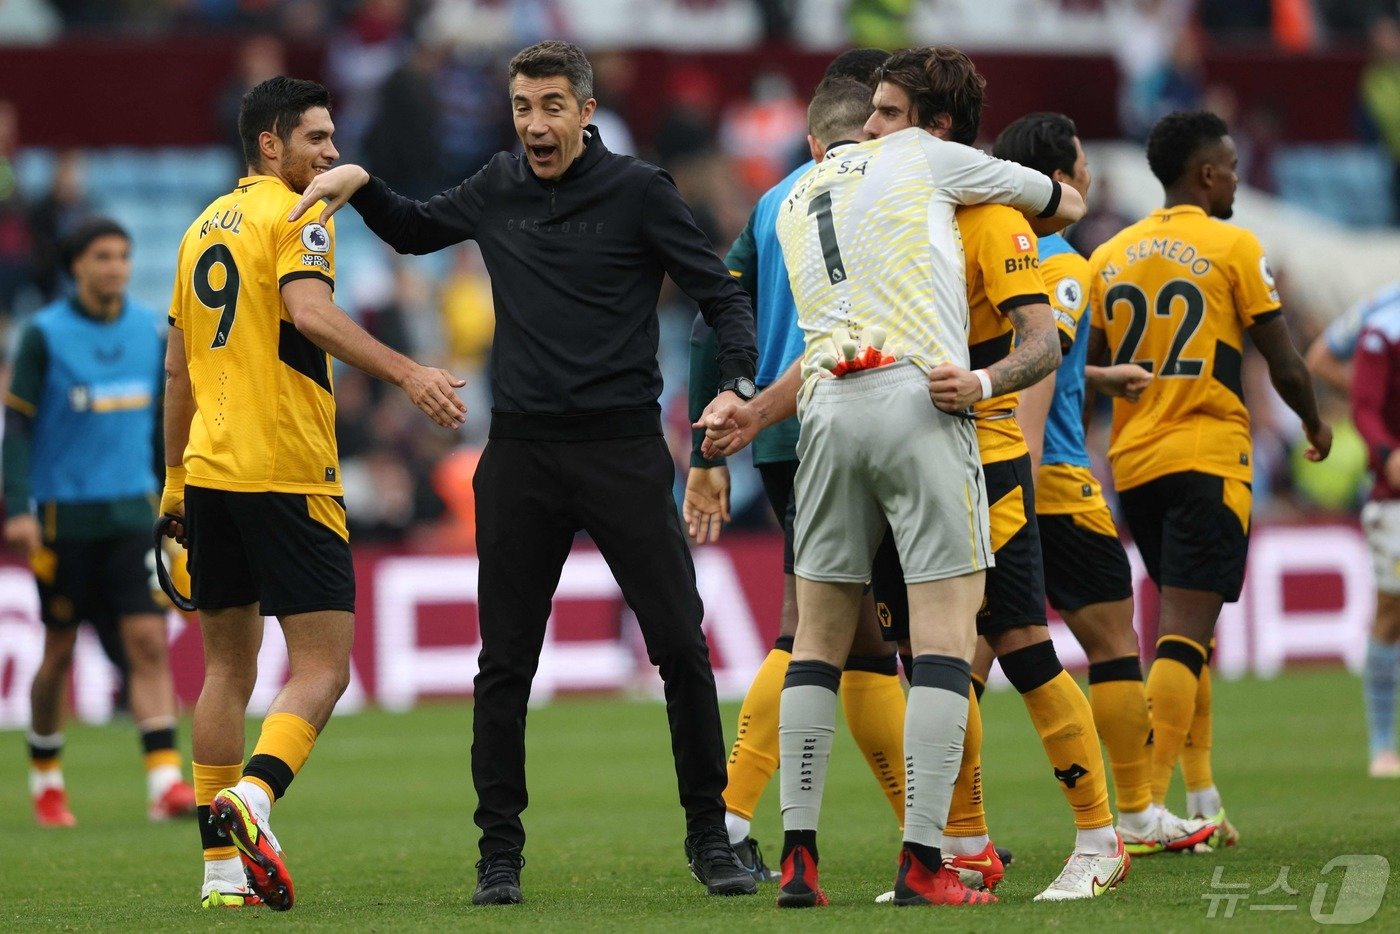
[738,378,755,398]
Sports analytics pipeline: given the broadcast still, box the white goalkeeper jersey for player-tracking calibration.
[776,127,1056,376]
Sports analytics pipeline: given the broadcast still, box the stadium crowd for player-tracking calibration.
[3,2,1396,544]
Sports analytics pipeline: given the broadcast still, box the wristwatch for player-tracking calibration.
[718,377,757,401]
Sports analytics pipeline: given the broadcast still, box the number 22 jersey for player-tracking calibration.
[169,175,342,495]
[1088,205,1280,491]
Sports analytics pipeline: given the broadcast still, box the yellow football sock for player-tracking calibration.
[1181,663,1214,792]
[840,666,906,826]
[1146,635,1206,805]
[1088,656,1153,814]
[245,712,319,802]
[945,684,987,837]
[144,749,182,772]
[722,646,789,820]
[1022,670,1113,829]
[194,761,242,861]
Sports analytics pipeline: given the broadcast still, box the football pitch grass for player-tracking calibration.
[2,667,1396,931]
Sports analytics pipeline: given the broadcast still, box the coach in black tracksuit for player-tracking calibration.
[290,42,758,902]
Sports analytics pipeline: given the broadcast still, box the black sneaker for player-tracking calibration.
[472,848,524,905]
[733,836,778,883]
[996,845,1014,868]
[685,827,759,896]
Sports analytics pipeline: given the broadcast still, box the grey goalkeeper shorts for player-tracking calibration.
[793,362,993,585]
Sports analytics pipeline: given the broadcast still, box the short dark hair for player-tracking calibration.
[873,46,986,145]
[818,48,889,91]
[238,76,331,171]
[993,112,1079,179]
[808,79,875,147]
[1146,110,1230,188]
[508,40,594,105]
[61,216,129,271]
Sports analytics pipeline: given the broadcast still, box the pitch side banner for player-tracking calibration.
[0,524,1373,728]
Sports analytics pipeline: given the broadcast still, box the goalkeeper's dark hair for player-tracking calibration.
[1146,110,1230,188]
[818,48,889,92]
[993,112,1079,179]
[238,76,332,171]
[808,79,876,147]
[873,46,985,145]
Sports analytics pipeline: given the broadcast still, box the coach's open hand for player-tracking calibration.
[928,363,984,412]
[400,364,469,429]
[288,164,371,225]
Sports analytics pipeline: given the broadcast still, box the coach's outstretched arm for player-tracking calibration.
[289,165,484,256]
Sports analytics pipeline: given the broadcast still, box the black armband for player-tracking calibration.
[1037,182,1062,219]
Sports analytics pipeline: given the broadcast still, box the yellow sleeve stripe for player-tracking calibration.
[4,393,36,416]
[729,269,743,278]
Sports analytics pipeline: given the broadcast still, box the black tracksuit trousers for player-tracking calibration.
[470,434,728,856]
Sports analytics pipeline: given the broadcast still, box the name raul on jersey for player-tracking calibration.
[1100,237,1212,281]
[199,207,243,238]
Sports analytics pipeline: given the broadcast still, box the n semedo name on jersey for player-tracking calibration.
[1101,237,1213,281]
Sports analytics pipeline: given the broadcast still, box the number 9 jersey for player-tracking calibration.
[1087,205,1281,492]
[169,175,342,495]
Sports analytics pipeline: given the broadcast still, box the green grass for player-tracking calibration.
[1,668,1395,930]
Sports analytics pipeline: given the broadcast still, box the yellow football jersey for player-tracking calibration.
[169,175,342,495]
[960,204,1049,465]
[1088,205,1280,491]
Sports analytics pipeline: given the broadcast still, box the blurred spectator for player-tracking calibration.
[26,149,95,302]
[0,101,34,322]
[325,0,413,160]
[1198,0,1270,40]
[1361,15,1400,224]
[0,0,62,43]
[217,35,287,169]
[1203,84,1282,193]
[363,42,447,200]
[589,49,637,157]
[719,70,805,194]
[1113,0,1201,140]
[650,66,728,244]
[652,65,720,169]
[438,243,495,436]
[1066,175,1132,258]
[431,445,483,551]
[846,0,912,49]
[1319,0,1399,37]
[432,49,515,181]
[439,244,494,367]
[753,0,796,43]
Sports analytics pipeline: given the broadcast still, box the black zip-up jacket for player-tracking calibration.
[349,127,757,441]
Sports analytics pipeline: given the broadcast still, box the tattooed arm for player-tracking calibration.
[929,302,1061,412]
